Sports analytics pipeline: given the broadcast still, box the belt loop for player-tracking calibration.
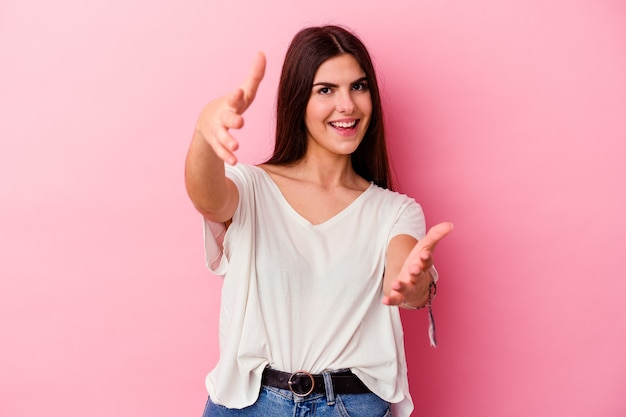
[322,371,335,405]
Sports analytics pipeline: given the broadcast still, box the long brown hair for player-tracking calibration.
[265,25,393,190]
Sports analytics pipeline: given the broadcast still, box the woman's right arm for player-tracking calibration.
[184,52,266,223]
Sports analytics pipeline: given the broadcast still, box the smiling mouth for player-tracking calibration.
[329,120,359,129]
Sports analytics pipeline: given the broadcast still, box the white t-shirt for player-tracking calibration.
[202,164,431,417]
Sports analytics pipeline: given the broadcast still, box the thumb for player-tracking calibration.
[420,222,454,253]
[240,51,266,109]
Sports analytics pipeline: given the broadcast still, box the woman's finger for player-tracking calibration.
[211,136,237,165]
[240,52,266,108]
[227,88,247,114]
[419,222,454,253]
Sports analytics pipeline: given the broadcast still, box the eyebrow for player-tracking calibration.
[312,77,368,88]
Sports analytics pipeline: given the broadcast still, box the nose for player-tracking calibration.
[336,91,356,114]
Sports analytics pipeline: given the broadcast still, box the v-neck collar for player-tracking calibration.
[252,165,374,228]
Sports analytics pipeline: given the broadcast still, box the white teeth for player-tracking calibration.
[331,121,357,128]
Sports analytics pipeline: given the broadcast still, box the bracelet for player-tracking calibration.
[399,280,439,346]
[400,280,437,310]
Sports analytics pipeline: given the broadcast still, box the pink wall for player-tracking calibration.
[1,1,625,416]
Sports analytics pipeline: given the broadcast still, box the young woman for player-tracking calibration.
[185,25,452,417]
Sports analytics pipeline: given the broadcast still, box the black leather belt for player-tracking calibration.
[261,368,371,397]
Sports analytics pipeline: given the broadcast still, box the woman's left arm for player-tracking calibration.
[382,222,454,308]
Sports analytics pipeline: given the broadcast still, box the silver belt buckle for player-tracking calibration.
[287,370,315,397]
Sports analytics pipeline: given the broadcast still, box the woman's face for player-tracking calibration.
[304,54,372,159]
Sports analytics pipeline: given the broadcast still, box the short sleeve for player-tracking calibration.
[201,164,249,277]
[388,199,426,243]
[203,219,228,276]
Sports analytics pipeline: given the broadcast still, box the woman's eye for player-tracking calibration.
[319,87,332,95]
[353,82,368,91]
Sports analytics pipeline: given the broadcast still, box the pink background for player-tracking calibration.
[1,1,625,416]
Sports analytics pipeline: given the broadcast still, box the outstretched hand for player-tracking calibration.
[194,52,267,165]
[383,222,454,307]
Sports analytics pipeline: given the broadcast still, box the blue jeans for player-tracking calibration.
[202,386,391,417]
